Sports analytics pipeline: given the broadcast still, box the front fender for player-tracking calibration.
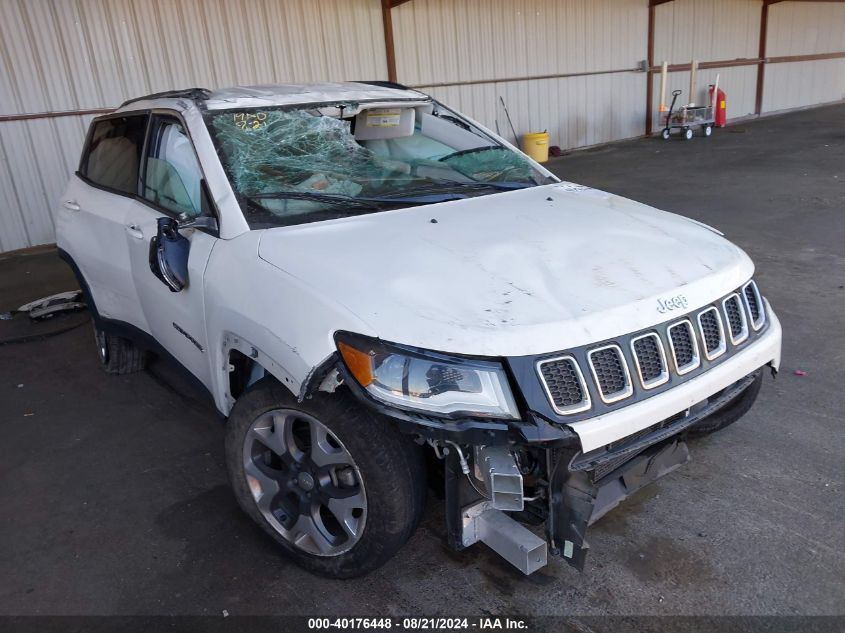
[203,231,376,415]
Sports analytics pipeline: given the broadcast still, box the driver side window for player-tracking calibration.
[142,116,203,217]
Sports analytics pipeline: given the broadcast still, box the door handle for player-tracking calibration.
[62,200,80,212]
[125,224,144,239]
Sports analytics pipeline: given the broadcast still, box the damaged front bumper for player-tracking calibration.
[446,368,765,575]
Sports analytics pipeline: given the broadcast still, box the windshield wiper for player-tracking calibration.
[246,190,468,210]
[247,191,382,208]
[376,180,534,200]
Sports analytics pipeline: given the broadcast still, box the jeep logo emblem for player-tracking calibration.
[657,294,688,314]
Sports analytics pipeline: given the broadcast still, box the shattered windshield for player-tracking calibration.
[206,101,554,228]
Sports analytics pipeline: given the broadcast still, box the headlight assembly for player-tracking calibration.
[335,333,520,420]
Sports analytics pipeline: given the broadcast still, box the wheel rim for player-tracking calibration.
[242,408,367,556]
[93,322,108,364]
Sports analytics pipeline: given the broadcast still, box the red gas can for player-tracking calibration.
[709,85,727,127]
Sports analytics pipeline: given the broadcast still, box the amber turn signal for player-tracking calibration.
[337,341,375,387]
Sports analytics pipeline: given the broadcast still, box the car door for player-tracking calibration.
[57,113,148,324]
[123,112,218,389]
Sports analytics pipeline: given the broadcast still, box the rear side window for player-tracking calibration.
[80,115,148,194]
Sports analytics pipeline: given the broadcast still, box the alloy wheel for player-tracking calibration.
[93,323,108,364]
[242,408,367,556]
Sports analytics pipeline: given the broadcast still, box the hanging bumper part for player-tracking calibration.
[549,437,691,570]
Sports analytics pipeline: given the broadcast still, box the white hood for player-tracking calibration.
[257,183,753,357]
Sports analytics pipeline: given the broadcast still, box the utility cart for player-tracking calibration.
[661,90,714,140]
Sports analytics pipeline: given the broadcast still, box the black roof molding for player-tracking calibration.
[119,88,212,109]
[354,80,420,92]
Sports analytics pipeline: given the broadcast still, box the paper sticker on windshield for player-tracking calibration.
[233,112,267,131]
[365,109,401,128]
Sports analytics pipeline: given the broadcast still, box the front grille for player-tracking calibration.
[667,320,700,374]
[631,333,668,388]
[588,345,632,403]
[743,281,765,329]
[534,280,766,420]
[697,307,726,359]
[537,356,590,414]
[723,294,749,344]
[743,286,760,321]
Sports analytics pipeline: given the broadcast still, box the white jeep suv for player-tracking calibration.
[56,82,782,577]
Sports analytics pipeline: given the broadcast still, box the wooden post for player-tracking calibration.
[688,59,698,106]
[659,61,668,112]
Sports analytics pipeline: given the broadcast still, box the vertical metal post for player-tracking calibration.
[381,0,398,83]
[645,3,656,135]
[755,1,770,115]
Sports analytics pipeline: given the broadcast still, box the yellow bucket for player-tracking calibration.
[522,131,549,163]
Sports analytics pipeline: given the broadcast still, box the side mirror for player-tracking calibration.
[149,217,190,292]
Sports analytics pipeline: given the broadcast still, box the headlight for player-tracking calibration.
[335,333,520,420]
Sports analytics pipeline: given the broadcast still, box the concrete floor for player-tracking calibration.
[1,105,843,617]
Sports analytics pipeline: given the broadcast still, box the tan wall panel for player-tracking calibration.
[653,0,760,65]
[393,0,649,152]
[763,59,845,112]
[762,2,845,113]
[766,2,845,57]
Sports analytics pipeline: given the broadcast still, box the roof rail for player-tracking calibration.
[118,88,212,109]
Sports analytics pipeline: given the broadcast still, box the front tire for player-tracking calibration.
[225,379,426,578]
[688,371,763,436]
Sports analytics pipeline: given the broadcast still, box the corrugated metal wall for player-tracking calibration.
[762,2,845,112]
[1,0,844,253]
[0,0,388,253]
[393,0,648,151]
